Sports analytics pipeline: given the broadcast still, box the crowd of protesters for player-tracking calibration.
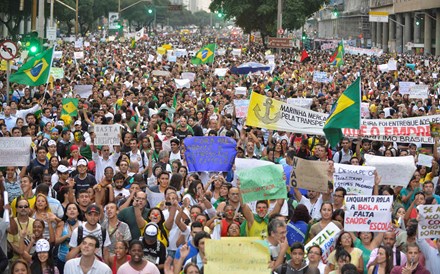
[0,28,439,274]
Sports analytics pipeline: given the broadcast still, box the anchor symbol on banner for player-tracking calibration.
[253,98,281,124]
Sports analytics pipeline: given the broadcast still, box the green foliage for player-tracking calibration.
[0,0,32,38]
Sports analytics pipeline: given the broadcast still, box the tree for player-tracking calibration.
[0,0,32,38]
[209,0,327,46]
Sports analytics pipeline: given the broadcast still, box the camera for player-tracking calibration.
[165,202,172,206]
[217,212,225,218]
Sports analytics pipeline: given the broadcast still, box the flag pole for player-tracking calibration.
[42,46,56,102]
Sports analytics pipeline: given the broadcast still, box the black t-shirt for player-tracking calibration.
[73,174,97,194]
[142,240,166,267]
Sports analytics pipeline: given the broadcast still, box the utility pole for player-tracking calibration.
[75,0,79,35]
[277,0,283,54]
[31,0,37,31]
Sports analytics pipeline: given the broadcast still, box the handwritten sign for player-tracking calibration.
[304,222,341,264]
[233,99,250,118]
[184,137,237,172]
[237,165,287,204]
[290,157,328,192]
[399,82,416,95]
[286,98,314,109]
[94,125,120,146]
[313,71,331,83]
[344,196,393,232]
[409,85,429,99]
[50,67,64,80]
[205,237,269,274]
[417,153,433,167]
[333,164,375,195]
[364,154,416,187]
[0,137,32,167]
[417,205,440,239]
[73,51,84,59]
[181,72,196,81]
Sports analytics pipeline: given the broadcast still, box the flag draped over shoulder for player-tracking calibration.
[10,47,54,86]
[191,43,216,65]
[329,41,344,66]
[323,77,361,147]
[62,98,78,116]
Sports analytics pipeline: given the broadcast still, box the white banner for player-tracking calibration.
[235,87,247,96]
[343,115,440,144]
[417,153,433,167]
[234,100,250,118]
[344,195,393,232]
[313,71,331,83]
[0,137,32,167]
[409,84,429,99]
[345,46,383,56]
[94,125,120,146]
[364,154,416,187]
[286,98,313,109]
[214,68,228,77]
[174,49,187,57]
[74,85,93,98]
[333,164,376,195]
[53,51,63,59]
[304,222,341,264]
[417,205,440,239]
[174,78,191,89]
[232,48,241,56]
[399,82,416,95]
[74,51,84,59]
[181,72,196,81]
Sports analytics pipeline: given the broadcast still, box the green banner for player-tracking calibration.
[237,164,287,203]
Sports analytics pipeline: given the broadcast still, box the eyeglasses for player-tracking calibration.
[18,205,29,209]
[308,251,321,256]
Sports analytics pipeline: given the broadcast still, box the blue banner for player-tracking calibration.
[184,136,237,172]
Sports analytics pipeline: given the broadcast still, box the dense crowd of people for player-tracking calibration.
[0,28,439,274]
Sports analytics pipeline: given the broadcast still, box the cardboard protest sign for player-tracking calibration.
[290,157,329,192]
[430,122,440,137]
[304,222,341,264]
[313,71,331,83]
[333,164,375,195]
[343,114,440,144]
[417,205,440,239]
[184,137,237,172]
[233,100,250,118]
[205,237,270,274]
[0,137,32,167]
[94,125,120,146]
[344,195,393,232]
[286,98,313,109]
[364,154,416,187]
[417,153,433,168]
[237,165,287,203]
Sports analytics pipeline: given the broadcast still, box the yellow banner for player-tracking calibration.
[157,47,166,55]
[204,237,270,274]
[0,60,11,71]
[246,92,327,135]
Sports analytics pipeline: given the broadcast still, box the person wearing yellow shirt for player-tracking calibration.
[11,175,36,216]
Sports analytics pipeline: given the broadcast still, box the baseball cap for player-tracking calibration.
[70,145,79,152]
[48,140,57,147]
[86,204,101,214]
[35,239,50,253]
[144,223,158,240]
[74,120,82,126]
[57,165,69,173]
[77,158,88,166]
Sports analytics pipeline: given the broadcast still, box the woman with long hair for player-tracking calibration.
[325,231,364,274]
[48,156,60,175]
[108,240,131,274]
[55,202,82,273]
[30,239,59,274]
[136,207,171,247]
[182,179,205,208]
[32,194,59,241]
[367,245,393,274]
[308,202,343,241]
[212,183,231,209]
[286,204,311,246]
[11,259,31,274]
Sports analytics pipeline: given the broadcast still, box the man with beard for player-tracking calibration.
[117,240,160,274]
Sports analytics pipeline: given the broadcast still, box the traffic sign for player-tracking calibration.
[0,40,18,60]
[47,27,57,41]
[277,28,284,35]
[268,37,292,49]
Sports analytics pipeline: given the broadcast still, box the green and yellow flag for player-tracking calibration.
[62,98,79,116]
[191,43,216,65]
[323,77,361,147]
[329,41,344,67]
[10,47,54,86]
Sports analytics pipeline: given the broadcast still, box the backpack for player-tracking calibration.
[129,151,147,169]
[77,226,107,255]
[336,149,353,163]
[280,263,309,274]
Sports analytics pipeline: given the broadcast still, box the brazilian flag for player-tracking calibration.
[10,47,54,86]
[191,43,216,65]
[62,98,79,116]
[329,41,344,67]
[323,77,361,147]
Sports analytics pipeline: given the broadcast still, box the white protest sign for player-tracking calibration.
[409,85,429,99]
[181,72,196,81]
[333,164,376,195]
[417,205,440,239]
[151,70,170,77]
[74,51,84,59]
[424,60,429,67]
[344,195,393,232]
[235,86,247,96]
[74,40,83,49]
[214,68,228,77]
[313,71,331,83]
[378,64,389,72]
[233,100,250,118]
[265,55,275,63]
[50,67,64,80]
[304,222,341,264]
[174,49,187,57]
[417,153,433,167]
[53,51,63,59]
[286,98,313,109]
[235,158,274,172]
[216,48,226,56]
[232,48,241,56]
[0,137,32,167]
[84,41,90,47]
[399,82,416,95]
[148,54,155,62]
[174,78,191,89]
[94,125,120,146]
[74,85,93,98]
[361,102,370,118]
[364,154,416,187]
[387,59,397,70]
[168,55,177,62]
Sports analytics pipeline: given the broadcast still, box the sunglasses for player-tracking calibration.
[18,205,29,209]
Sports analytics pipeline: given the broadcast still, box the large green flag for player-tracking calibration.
[323,77,361,147]
[237,164,286,204]
[191,43,216,65]
[329,41,344,67]
[10,47,54,86]
[62,98,78,116]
